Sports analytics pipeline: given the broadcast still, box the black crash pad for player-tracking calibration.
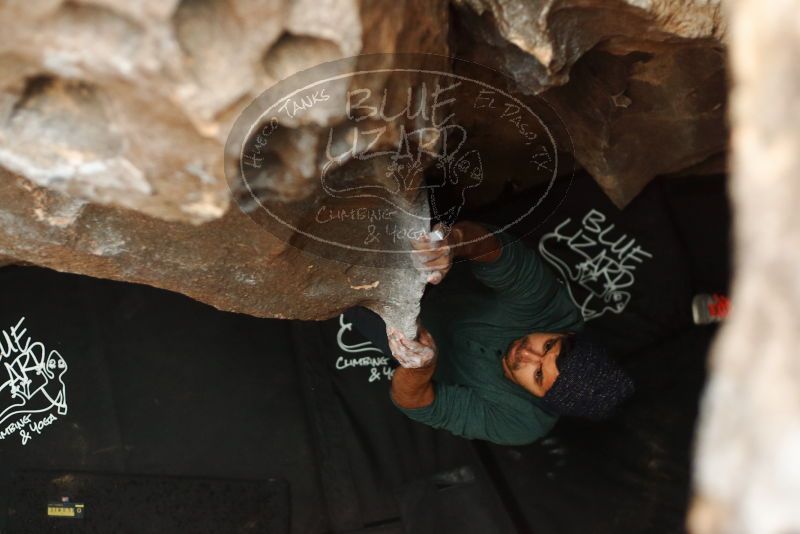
[6,470,289,533]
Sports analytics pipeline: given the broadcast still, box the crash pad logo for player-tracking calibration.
[538,209,653,321]
[0,317,68,446]
[225,53,569,267]
[335,314,394,384]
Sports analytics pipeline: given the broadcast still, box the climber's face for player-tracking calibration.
[502,332,566,397]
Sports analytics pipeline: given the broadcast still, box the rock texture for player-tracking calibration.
[451,0,727,206]
[690,0,800,532]
[0,167,427,337]
[0,0,445,223]
[0,0,450,335]
[0,0,727,328]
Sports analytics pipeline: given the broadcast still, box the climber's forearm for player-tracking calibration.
[451,221,502,263]
[391,363,436,408]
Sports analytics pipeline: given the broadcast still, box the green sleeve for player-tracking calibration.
[391,381,556,446]
[470,227,568,314]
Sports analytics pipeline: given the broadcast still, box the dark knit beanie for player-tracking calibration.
[543,333,635,420]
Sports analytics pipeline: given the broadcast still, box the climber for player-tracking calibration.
[387,221,635,446]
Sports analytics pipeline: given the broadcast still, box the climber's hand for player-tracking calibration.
[387,325,436,369]
[411,223,463,285]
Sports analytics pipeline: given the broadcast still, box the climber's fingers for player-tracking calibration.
[416,250,451,272]
[411,227,456,286]
[426,271,445,285]
[386,327,436,368]
[410,224,451,256]
[391,330,427,356]
[411,240,450,264]
[416,325,436,351]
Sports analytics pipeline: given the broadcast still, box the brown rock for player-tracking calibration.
[0,168,426,336]
[0,0,449,222]
[0,0,451,335]
[451,0,727,206]
[543,39,727,206]
[0,0,730,331]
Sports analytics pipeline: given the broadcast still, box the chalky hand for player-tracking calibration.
[386,326,436,369]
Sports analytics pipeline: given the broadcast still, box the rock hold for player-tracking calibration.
[0,0,726,331]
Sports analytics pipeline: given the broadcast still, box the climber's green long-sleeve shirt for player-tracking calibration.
[392,229,584,445]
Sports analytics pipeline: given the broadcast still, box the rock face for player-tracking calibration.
[0,0,447,223]
[0,166,429,337]
[0,0,451,336]
[690,0,800,532]
[0,0,726,328]
[451,0,727,206]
